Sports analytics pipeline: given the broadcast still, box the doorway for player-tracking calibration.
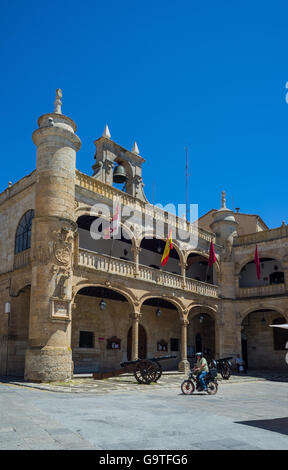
[127,324,147,360]
[241,334,248,369]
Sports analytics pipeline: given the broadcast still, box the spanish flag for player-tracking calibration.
[161,229,173,267]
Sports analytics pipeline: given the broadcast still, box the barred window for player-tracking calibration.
[79,331,94,348]
[15,210,34,254]
[170,338,179,352]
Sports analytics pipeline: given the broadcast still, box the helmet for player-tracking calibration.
[195,352,203,357]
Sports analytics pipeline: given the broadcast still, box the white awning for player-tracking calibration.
[269,324,288,329]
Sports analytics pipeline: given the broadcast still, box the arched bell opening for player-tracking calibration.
[140,297,180,370]
[77,215,133,261]
[112,159,134,194]
[139,237,181,275]
[186,253,217,284]
[72,286,132,374]
[239,258,284,288]
[241,309,288,370]
[187,307,216,363]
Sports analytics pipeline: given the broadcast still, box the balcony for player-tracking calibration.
[78,248,219,298]
[14,249,31,270]
[237,283,285,298]
[234,225,288,246]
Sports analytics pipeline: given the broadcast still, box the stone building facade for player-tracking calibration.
[0,91,287,382]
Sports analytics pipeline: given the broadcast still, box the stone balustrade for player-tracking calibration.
[78,248,219,298]
[14,249,31,270]
[237,283,285,298]
[234,225,288,246]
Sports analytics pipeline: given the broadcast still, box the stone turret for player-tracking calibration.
[210,191,238,300]
[24,90,81,382]
[210,191,238,247]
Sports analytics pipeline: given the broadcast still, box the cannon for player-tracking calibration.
[93,355,177,384]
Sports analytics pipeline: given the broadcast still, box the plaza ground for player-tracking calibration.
[0,371,287,450]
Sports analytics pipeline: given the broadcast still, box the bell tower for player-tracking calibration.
[25,90,81,382]
[92,125,148,202]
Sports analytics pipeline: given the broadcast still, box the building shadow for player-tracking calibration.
[235,417,288,436]
[231,369,288,382]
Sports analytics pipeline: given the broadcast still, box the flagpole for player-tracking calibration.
[205,264,210,283]
[185,146,189,222]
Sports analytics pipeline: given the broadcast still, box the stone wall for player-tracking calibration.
[72,294,181,373]
[242,310,288,370]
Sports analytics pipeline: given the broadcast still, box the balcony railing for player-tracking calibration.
[237,283,285,298]
[13,249,31,270]
[78,249,219,298]
[234,225,288,246]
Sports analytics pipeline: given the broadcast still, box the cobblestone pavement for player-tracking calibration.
[1,369,287,394]
[0,374,287,450]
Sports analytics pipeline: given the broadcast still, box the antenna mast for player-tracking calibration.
[185,146,189,221]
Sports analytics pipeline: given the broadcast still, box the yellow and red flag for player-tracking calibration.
[161,229,173,267]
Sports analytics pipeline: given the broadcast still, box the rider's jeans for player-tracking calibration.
[198,371,208,390]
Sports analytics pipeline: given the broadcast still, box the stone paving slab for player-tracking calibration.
[0,369,287,394]
[0,379,287,450]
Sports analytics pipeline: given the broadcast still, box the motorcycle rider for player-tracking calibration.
[193,352,209,391]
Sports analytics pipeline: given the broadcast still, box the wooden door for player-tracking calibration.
[127,324,147,361]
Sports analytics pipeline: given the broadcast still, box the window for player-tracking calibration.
[15,210,34,254]
[79,331,94,348]
[170,338,179,352]
[273,318,288,351]
[270,272,284,284]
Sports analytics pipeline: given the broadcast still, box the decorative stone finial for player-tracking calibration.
[103,124,111,139]
[221,190,226,209]
[132,141,139,155]
[54,88,62,114]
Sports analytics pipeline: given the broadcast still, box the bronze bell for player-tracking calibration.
[113,164,127,184]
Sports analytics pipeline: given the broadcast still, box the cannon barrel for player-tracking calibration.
[120,354,176,367]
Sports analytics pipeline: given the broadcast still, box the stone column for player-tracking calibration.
[179,261,186,288]
[178,318,190,373]
[129,312,141,360]
[24,90,81,382]
[132,246,141,277]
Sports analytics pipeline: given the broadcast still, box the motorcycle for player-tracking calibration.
[181,368,218,395]
[209,357,233,380]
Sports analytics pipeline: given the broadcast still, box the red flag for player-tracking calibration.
[208,240,216,267]
[104,202,120,239]
[254,245,261,280]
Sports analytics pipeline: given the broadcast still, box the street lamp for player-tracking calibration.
[99,299,107,311]
[5,302,11,314]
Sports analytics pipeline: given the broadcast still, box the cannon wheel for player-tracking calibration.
[134,360,158,384]
[154,361,163,382]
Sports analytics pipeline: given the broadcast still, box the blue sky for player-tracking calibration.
[1,0,288,228]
